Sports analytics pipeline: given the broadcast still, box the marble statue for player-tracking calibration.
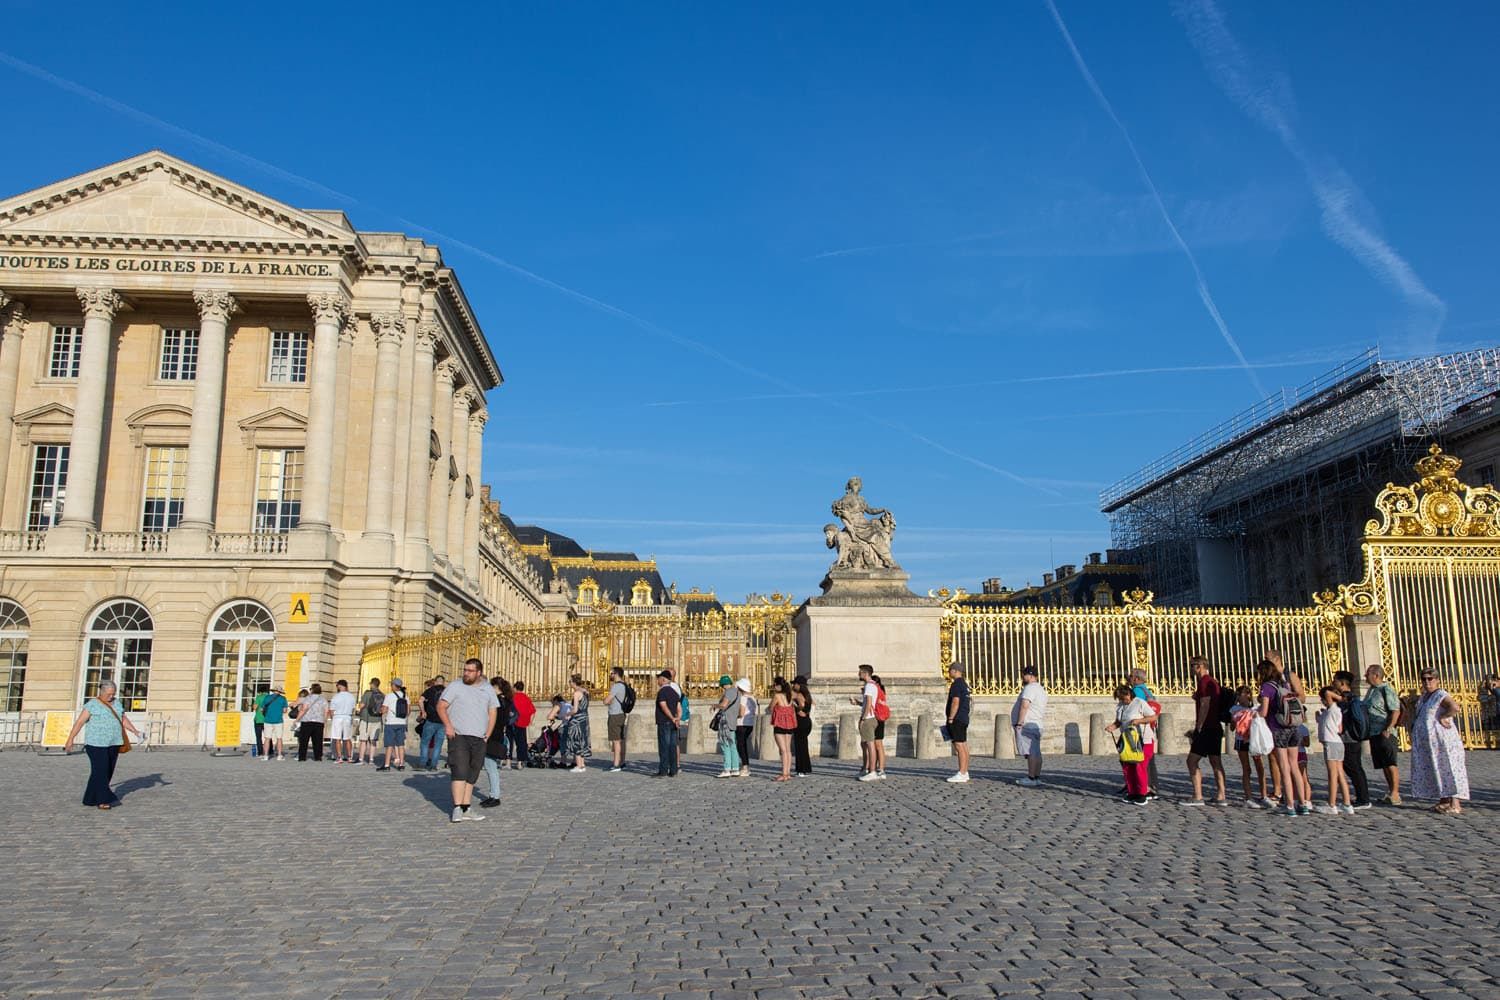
[825,476,898,571]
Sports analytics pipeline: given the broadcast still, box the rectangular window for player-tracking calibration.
[141,446,187,532]
[27,445,68,530]
[267,330,309,383]
[254,449,303,533]
[158,328,200,381]
[48,326,82,379]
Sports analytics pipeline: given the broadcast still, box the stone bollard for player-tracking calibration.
[1155,712,1176,756]
[837,712,860,760]
[915,713,937,760]
[755,713,774,760]
[993,715,1016,759]
[1089,713,1110,756]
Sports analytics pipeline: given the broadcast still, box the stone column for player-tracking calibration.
[299,291,350,532]
[447,386,475,580]
[464,405,487,581]
[428,360,458,568]
[404,321,439,562]
[329,321,356,522]
[54,287,122,548]
[362,311,404,547]
[177,289,238,541]
[0,299,28,520]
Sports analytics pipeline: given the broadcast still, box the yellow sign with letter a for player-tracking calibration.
[214,711,243,747]
[289,593,310,623]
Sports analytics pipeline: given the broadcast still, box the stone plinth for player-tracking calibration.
[795,569,944,681]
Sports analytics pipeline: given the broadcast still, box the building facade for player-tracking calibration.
[0,151,543,739]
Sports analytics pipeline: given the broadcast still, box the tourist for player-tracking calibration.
[493,676,516,771]
[851,664,880,782]
[1333,670,1372,809]
[545,695,569,767]
[377,679,409,772]
[250,685,270,758]
[563,674,592,772]
[477,677,507,808]
[63,678,143,810]
[1364,665,1402,804]
[1410,669,1470,815]
[945,662,972,784]
[416,675,447,771]
[328,679,356,763]
[606,666,630,773]
[358,678,384,765]
[510,680,536,768]
[654,671,682,777]
[1314,686,1351,816]
[1230,685,1270,807]
[666,668,687,772]
[290,689,308,744]
[261,685,289,761]
[791,675,814,776]
[1012,665,1047,787]
[1128,668,1160,798]
[714,675,742,778]
[1106,684,1156,806]
[769,677,796,782]
[1185,655,1227,805]
[1257,655,1308,816]
[437,657,500,822]
[735,678,758,778]
[871,675,890,779]
[295,683,329,762]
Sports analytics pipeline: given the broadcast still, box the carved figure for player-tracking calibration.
[825,476,898,570]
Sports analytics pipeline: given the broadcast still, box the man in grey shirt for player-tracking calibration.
[437,657,499,823]
[1012,665,1048,787]
[606,667,629,773]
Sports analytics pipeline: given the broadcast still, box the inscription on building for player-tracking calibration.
[0,254,335,277]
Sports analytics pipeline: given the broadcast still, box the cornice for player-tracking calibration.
[0,233,356,256]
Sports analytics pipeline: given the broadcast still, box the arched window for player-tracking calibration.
[576,577,599,605]
[83,600,153,709]
[204,601,276,712]
[0,599,29,712]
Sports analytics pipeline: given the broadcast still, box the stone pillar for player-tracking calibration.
[1155,712,1177,756]
[54,287,122,548]
[0,299,28,519]
[362,311,404,546]
[404,321,438,561]
[329,321,356,521]
[464,406,487,581]
[176,289,238,545]
[428,360,458,568]
[1089,712,1110,756]
[299,291,350,532]
[915,712,937,759]
[837,711,859,760]
[447,386,475,581]
[993,715,1016,759]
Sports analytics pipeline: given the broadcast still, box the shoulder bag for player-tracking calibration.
[105,700,132,754]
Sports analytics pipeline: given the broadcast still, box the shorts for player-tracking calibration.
[263,722,284,739]
[361,720,382,742]
[947,720,969,743]
[1015,723,1042,757]
[448,734,486,784]
[774,726,797,736]
[1189,724,1223,758]
[608,714,627,741]
[329,717,353,741]
[874,720,886,741]
[1233,737,1248,753]
[1323,741,1346,763]
[1369,732,1398,769]
[1272,726,1300,749]
[858,718,878,742]
[383,724,407,748]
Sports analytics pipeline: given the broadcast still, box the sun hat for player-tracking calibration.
[718,674,734,686]
[735,678,752,693]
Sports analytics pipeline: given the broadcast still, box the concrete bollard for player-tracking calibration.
[915,713,937,760]
[1089,713,1112,756]
[993,715,1016,759]
[837,712,860,760]
[755,713,774,760]
[1155,712,1175,756]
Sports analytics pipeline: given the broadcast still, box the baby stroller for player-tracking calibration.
[527,723,562,768]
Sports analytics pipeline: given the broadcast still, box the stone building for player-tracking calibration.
[0,151,544,739]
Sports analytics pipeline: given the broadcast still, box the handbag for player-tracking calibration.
[1118,725,1144,763]
[708,709,725,732]
[105,701,132,754]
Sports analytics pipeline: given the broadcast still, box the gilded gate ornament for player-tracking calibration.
[1366,444,1500,539]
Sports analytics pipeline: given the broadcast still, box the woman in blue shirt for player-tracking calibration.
[64,679,144,809]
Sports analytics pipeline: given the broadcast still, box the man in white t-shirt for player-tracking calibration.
[1011,665,1048,787]
[328,679,357,763]
[848,664,883,782]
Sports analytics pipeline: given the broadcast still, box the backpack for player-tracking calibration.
[1216,687,1238,725]
[874,686,891,722]
[1274,682,1304,729]
[680,693,691,722]
[621,683,637,714]
[394,693,409,720]
[1343,694,1370,741]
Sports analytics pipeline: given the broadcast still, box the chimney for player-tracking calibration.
[982,577,1003,594]
[1042,572,1055,586]
[1088,552,1102,565]
[1058,564,1076,578]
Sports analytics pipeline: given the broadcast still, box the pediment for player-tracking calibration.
[237,406,307,449]
[13,402,73,445]
[126,404,193,447]
[0,151,355,246]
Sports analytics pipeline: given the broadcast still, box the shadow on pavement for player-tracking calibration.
[402,773,454,815]
[114,773,169,800]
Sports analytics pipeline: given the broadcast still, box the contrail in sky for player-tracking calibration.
[0,50,1053,494]
[1042,0,1267,398]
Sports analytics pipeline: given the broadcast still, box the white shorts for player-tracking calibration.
[1015,723,1042,757]
[329,717,353,740]
[361,721,382,742]
[263,722,285,740]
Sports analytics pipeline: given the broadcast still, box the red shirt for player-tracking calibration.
[1194,674,1222,725]
[512,692,536,727]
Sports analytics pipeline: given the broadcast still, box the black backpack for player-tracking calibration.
[1343,694,1370,741]
[394,693,409,719]
[621,683,637,714]
[1217,687,1238,725]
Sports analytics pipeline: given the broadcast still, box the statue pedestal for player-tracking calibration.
[794,569,943,681]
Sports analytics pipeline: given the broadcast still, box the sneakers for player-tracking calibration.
[875,771,887,780]
[451,807,464,823]
[278,755,287,761]
[946,772,970,783]
[1283,805,1298,816]
[1182,799,1206,807]
[479,797,501,808]
[1124,794,1148,806]
[569,765,587,773]
[1339,804,1356,816]
[715,771,735,779]
[1296,803,1312,816]
[1314,804,1339,816]
[739,767,750,778]
[376,766,390,772]
[1209,799,1229,807]
[467,810,486,821]
[1015,777,1041,788]
[1259,797,1277,809]
[1384,794,1403,806]
[1352,801,1373,811]
[607,766,623,773]
[1244,798,1263,809]
[858,772,880,782]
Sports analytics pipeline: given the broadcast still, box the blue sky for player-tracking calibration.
[3,2,1497,599]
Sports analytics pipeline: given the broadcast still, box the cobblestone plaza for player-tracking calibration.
[3,749,1496,998]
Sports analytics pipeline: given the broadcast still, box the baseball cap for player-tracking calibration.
[1021,665,1038,679]
[390,678,404,688]
[718,674,733,686]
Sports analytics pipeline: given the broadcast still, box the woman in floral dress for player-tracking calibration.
[1409,669,1470,815]
[563,674,592,772]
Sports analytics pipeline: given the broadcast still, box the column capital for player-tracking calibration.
[192,288,241,324]
[2,302,26,340]
[307,290,352,327]
[469,407,489,430]
[370,311,405,346]
[435,358,461,387]
[415,320,441,355]
[76,286,123,320]
[0,290,10,312]
[454,385,479,411]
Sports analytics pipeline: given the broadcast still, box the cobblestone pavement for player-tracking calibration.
[3,746,1498,998]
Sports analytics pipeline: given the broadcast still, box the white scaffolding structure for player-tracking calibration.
[1100,348,1500,604]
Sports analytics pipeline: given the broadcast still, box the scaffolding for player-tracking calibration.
[1100,348,1500,604]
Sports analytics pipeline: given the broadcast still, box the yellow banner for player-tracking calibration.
[284,651,304,696]
[289,593,310,623]
[42,711,73,747]
[214,711,243,747]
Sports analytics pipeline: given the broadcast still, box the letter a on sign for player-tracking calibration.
[289,593,310,623]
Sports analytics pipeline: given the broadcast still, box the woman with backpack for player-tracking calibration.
[1410,668,1470,815]
[1258,653,1310,816]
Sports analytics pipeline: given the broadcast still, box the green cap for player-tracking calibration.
[718,674,734,686]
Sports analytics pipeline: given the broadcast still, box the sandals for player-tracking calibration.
[97,804,112,810]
